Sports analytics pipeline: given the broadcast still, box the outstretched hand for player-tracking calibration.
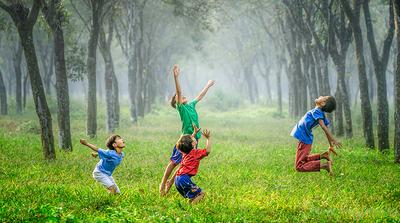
[192,124,201,136]
[80,139,88,146]
[202,129,211,139]
[173,65,180,77]
[207,80,215,87]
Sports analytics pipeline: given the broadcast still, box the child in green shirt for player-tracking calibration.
[159,65,215,195]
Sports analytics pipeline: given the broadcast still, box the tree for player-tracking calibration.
[363,0,394,152]
[340,0,374,148]
[42,0,73,150]
[393,0,400,163]
[86,0,105,138]
[0,0,55,159]
[0,69,7,115]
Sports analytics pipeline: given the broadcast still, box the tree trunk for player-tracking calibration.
[53,20,72,151]
[86,0,104,138]
[23,73,29,109]
[13,42,23,114]
[276,58,283,115]
[341,0,375,148]
[393,0,400,163]
[0,69,7,115]
[363,0,393,151]
[21,31,56,159]
[128,55,137,123]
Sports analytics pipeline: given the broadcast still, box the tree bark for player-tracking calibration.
[0,69,7,115]
[363,0,394,151]
[393,0,400,163]
[340,0,375,148]
[86,0,104,138]
[13,41,23,114]
[43,0,73,151]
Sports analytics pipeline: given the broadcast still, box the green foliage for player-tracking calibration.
[203,90,242,112]
[66,43,87,82]
[0,104,399,222]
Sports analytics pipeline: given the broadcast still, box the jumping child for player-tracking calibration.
[80,134,125,194]
[290,96,342,175]
[159,64,215,195]
[174,126,211,204]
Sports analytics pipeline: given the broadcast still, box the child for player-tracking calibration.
[159,65,215,195]
[290,96,342,175]
[175,127,211,204]
[80,134,125,194]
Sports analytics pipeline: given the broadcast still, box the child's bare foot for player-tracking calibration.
[159,183,166,196]
[189,191,205,205]
[321,151,331,162]
[164,179,173,194]
[327,161,333,176]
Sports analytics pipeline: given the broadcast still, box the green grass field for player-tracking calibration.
[1,102,400,222]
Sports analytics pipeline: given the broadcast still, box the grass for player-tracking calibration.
[0,101,399,222]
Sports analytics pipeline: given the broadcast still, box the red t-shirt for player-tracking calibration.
[176,149,208,176]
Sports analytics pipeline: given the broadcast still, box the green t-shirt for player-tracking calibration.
[176,99,201,140]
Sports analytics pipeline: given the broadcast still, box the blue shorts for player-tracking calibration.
[174,174,202,199]
[170,139,198,164]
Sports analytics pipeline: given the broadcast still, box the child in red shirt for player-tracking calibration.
[174,128,211,204]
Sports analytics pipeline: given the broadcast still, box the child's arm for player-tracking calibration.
[318,120,342,149]
[80,139,99,152]
[195,80,215,102]
[173,65,182,104]
[202,129,211,154]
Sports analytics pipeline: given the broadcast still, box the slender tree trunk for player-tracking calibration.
[341,0,375,148]
[276,59,283,115]
[363,0,393,151]
[53,22,72,150]
[13,42,23,114]
[128,55,137,123]
[393,0,400,162]
[0,69,7,115]
[23,73,29,109]
[21,31,56,159]
[86,0,104,138]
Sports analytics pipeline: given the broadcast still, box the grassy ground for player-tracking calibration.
[0,102,399,222]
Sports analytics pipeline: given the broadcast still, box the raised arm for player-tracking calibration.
[80,139,99,152]
[202,129,212,155]
[195,80,215,102]
[318,120,342,149]
[191,123,201,138]
[173,65,182,104]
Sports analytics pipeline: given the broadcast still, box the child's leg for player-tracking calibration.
[190,191,205,205]
[93,169,119,194]
[160,145,181,195]
[295,142,320,172]
[320,161,333,175]
[108,176,120,194]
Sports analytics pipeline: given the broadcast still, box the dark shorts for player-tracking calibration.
[170,139,198,164]
[174,174,202,199]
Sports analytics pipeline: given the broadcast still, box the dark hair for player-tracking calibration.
[106,134,121,150]
[176,134,194,154]
[170,93,177,108]
[321,96,336,113]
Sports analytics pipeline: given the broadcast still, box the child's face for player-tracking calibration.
[176,95,188,104]
[113,137,125,149]
[315,96,329,107]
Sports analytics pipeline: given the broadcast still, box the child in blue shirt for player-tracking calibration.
[290,96,342,175]
[80,134,125,194]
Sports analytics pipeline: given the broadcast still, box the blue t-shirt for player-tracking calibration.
[290,107,330,144]
[95,148,124,176]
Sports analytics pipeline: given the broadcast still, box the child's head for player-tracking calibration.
[106,134,125,150]
[176,134,196,154]
[315,96,336,113]
[170,93,188,108]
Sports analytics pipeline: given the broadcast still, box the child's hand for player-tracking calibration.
[192,124,201,135]
[207,80,215,87]
[91,152,98,158]
[173,65,180,77]
[80,139,88,146]
[333,140,342,149]
[202,129,211,139]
